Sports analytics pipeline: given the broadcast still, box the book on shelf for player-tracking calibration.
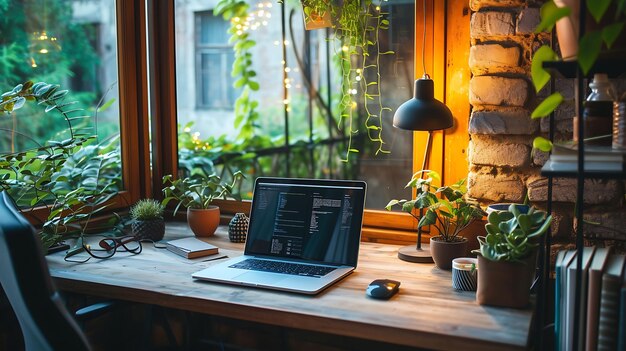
[544,143,626,172]
[165,237,219,259]
[556,250,576,351]
[618,273,626,351]
[564,247,596,351]
[585,247,612,351]
[597,255,626,351]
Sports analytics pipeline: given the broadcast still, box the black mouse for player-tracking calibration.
[366,279,400,299]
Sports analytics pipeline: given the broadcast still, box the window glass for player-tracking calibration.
[0,0,121,207]
[174,0,413,209]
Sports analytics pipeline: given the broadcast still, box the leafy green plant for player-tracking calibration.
[162,171,245,215]
[473,204,552,262]
[385,170,485,242]
[130,199,164,221]
[0,81,122,251]
[531,0,626,152]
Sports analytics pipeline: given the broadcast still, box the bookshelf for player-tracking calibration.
[536,7,626,351]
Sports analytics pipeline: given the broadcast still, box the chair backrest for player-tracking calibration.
[0,191,90,351]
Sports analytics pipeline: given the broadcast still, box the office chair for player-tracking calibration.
[0,191,91,351]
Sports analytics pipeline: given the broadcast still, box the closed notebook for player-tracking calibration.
[597,255,626,351]
[586,247,612,351]
[166,237,219,259]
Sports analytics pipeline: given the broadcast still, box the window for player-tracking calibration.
[0,0,148,215]
[173,0,415,212]
[195,11,236,109]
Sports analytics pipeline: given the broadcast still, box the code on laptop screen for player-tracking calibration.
[245,180,366,266]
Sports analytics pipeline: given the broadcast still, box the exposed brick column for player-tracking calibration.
[467,1,544,204]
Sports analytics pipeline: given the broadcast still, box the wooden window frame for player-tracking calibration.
[148,0,470,245]
[20,0,151,224]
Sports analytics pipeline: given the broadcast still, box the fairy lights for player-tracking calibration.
[231,1,273,33]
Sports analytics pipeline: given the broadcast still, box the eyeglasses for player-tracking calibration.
[65,235,143,263]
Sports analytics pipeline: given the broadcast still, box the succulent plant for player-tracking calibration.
[474,204,552,262]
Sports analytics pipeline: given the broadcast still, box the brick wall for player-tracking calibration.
[467,0,626,254]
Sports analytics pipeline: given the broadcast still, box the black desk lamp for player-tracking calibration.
[392,1,453,263]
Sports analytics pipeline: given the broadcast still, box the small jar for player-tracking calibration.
[573,101,613,146]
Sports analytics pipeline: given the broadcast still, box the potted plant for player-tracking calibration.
[162,172,244,237]
[130,199,165,241]
[386,170,485,270]
[473,204,552,308]
[0,81,123,256]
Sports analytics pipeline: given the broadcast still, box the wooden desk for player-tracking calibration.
[47,223,532,351]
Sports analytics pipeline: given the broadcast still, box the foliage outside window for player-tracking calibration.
[0,0,124,249]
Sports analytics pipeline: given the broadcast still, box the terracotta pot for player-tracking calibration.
[302,4,333,30]
[187,206,220,237]
[553,0,626,60]
[430,236,468,270]
[476,252,537,309]
[554,0,579,60]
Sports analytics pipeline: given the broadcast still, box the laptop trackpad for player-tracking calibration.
[235,272,288,286]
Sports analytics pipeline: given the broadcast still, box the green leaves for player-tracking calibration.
[533,136,553,152]
[387,171,483,241]
[578,31,603,75]
[478,205,550,262]
[536,1,571,33]
[532,46,558,93]
[587,0,611,23]
[602,22,625,48]
[162,171,245,215]
[532,92,563,119]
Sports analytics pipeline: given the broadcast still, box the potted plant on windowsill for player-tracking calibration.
[386,171,485,270]
[473,204,552,308]
[162,172,244,237]
[130,199,165,241]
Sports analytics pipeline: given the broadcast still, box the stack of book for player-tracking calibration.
[555,247,626,350]
[543,143,625,173]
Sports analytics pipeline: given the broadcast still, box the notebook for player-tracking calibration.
[192,177,367,294]
[166,237,219,259]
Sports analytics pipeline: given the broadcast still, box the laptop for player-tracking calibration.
[192,177,367,294]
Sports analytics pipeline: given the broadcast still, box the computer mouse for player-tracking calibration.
[366,279,400,300]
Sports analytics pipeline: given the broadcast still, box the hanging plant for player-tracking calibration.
[301,0,394,161]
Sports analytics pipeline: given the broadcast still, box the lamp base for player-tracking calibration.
[397,244,434,263]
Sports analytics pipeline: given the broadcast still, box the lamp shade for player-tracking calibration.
[393,77,454,131]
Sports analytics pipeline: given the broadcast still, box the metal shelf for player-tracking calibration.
[543,55,626,79]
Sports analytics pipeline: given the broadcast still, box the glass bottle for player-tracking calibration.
[578,74,616,146]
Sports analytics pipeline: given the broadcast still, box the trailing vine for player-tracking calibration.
[304,0,394,161]
[214,0,261,141]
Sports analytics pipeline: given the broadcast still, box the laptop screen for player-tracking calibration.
[244,178,366,267]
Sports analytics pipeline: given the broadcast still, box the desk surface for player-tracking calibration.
[47,223,532,351]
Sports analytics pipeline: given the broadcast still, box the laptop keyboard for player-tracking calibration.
[230,259,336,278]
